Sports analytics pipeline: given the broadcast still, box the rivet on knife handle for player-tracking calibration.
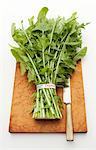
[66,103,74,141]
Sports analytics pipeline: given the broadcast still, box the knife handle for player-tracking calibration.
[66,103,74,141]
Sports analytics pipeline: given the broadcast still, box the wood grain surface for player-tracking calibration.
[9,61,87,133]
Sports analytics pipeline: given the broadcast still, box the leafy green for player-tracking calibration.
[74,47,87,61]
[11,7,87,119]
[37,7,48,21]
[27,69,35,82]
[20,62,26,75]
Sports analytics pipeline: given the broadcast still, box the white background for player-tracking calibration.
[0,0,96,149]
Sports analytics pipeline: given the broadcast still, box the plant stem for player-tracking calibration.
[54,32,71,81]
[48,89,60,118]
[54,50,62,81]
[48,21,56,53]
[26,52,41,82]
[40,90,45,118]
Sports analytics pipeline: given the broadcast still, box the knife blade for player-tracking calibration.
[63,78,74,141]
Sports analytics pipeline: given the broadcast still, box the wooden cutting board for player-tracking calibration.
[9,61,87,133]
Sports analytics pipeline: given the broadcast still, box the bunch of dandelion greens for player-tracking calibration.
[11,7,87,119]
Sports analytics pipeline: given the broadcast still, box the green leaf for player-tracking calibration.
[11,48,21,62]
[20,55,29,62]
[74,47,87,61]
[32,7,50,32]
[20,62,26,75]
[65,12,77,24]
[33,19,50,32]
[54,17,65,34]
[40,66,50,75]
[12,26,28,45]
[64,59,76,69]
[28,16,34,26]
[11,23,16,36]
[65,41,81,46]
[39,34,49,50]
[37,7,48,21]
[27,69,35,82]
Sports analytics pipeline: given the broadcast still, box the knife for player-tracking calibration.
[63,78,74,141]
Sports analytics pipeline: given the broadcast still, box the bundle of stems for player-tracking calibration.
[11,7,87,119]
